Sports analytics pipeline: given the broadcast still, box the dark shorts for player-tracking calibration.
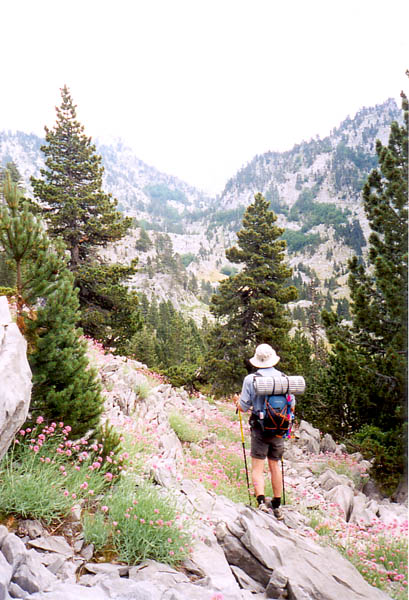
[250,426,285,460]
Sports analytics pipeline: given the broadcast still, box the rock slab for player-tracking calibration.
[0,296,32,461]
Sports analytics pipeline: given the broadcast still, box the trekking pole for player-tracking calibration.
[237,406,252,507]
[281,458,286,505]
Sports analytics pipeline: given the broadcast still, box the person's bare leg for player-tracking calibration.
[268,458,282,498]
[251,457,266,497]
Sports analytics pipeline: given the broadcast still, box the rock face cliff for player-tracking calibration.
[0,297,32,461]
[0,340,405,599]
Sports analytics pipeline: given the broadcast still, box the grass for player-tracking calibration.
[81,478,193,566]
[82,511,110,552]
[0,420,117,523]
[0,416,194,568]
[311,454,369,488]
[105,478,192,565]
[169,411,205,443]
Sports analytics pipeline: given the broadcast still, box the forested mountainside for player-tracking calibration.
[0,98,401,322]
[0,132,211,221]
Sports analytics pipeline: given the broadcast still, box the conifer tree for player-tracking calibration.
[135,227,152,252]
[31,85,131,267]
[205,193,297,395]
[31,86,141,348]
[0,174,103,436]
[348,92,408,417]
[322,91,408,489]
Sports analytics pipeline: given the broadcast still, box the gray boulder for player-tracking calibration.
[392,474,408,504]
[1,533,27,571]
[321,432,337,453]
[349,493,378,526]
[184,523,242,597]
[12,553,57,595]
[318,468,354,491]
[298,420,321,453]
[0,551,13,600]
[324,484,355,521]
[217,506,391,600]
[0,297,32,461]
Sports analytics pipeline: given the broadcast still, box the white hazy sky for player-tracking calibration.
[1,0,408,195]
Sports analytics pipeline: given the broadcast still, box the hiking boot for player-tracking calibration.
[273,506,284,520]
[258,501,270,513]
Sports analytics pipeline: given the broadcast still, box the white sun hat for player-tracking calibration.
[249,344,280,368]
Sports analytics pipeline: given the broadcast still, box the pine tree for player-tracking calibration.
[306,278,326,363]
[348,92,408,402]
[0,175,103,436]
[322,92,408,490]
[31,85,132,267]
[30,86,141,348]
[76,260,141,353]
[205,193,298,395]
[135,227,152,252]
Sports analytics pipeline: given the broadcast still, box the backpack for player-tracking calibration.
[252,374,301,438]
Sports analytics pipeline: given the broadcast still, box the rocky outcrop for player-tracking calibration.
[0,296,32,461]
[0,490,394,600]
[0,348,405,599]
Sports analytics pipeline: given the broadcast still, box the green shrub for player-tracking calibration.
[134,381,152,400]
[349,425,405,494]
[95,421,123,466]
[281,230,321,253]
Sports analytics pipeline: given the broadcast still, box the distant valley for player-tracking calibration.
[0,97,401,325]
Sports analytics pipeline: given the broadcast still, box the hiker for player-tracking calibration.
[234,344,295,520]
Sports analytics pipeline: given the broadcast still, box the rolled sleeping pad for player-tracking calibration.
[253,375,306,396]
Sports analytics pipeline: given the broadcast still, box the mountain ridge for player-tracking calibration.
[0,97,402,323]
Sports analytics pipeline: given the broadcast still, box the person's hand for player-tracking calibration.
[233,393,242,411]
